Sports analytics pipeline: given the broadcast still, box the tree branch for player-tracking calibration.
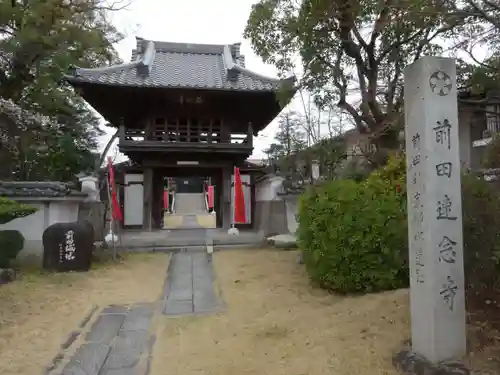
[369,0,393,48]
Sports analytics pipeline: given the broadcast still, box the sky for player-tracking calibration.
[99,1,485,162]
[99,0,288,161]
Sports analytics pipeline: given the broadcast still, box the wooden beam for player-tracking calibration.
[141,160,233,168]
[118,123,125,143]
[118,140,253,154]
[247,122,254,148]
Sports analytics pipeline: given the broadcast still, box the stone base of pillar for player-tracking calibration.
[393,347,470,375]
[227,227,239,236]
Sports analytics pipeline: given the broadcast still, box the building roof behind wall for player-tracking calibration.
[0,181,87,198]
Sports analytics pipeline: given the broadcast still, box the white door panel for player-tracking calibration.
[124,174,144,226]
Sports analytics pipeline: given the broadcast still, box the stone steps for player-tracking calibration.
[174,193,206,214]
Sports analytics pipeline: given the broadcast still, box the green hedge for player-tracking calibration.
[461,173,500,299]
[0,197,37,224]
[0,197,35,268]
[298,179,408,293]
[0,230,24,268]
[298,153,500,295]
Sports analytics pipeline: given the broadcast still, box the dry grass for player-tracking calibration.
[150,249,410,375]
[151,249,500,375]
[0,252,169,375]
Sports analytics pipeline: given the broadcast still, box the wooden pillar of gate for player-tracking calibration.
[143,167,153,231]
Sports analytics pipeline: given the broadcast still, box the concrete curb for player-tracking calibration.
[123,243,265,253]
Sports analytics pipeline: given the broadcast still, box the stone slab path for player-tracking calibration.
[163,252,222,316]
[52,303,156,375]
[48,251,222,375]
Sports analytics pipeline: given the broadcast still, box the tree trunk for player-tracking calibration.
[94,130,118,175]
[371,128,401,167]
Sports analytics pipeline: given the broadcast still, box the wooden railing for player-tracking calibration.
[119,122,253,148]
[486,113,500,137]
[122,128,146,141]
[151,121,223,143]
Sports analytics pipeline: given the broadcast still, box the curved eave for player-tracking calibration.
[65,76,294,97]
[66,77,289,91]
[64,60,139,84]
[222,44,296,92]
[231,64,296,88]
[64,41,153,87]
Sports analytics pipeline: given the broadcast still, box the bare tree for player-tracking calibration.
[297,88,346,145]
[245,0,475,166]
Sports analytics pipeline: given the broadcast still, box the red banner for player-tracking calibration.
[163,190,169,210]
[207,185,214,208]
[233,167,246,224]
[107,157,123,222]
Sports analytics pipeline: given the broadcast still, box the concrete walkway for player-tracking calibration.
[120,228,265,249]
[162,252,222,316]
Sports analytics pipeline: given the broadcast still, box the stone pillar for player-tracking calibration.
[79,175,100,202]
[143,168,153,231]
[404,56,466,363]
[311,160,320,181]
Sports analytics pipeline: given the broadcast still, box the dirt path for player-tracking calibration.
[0,253,169,375]
[150,250,410,375]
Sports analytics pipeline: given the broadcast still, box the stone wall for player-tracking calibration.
[254,200,287,236]
[0,198,83,264]
[254,174,286,235]
[253,174,301,236]
[0,201,46,262]
[282,195,299,234]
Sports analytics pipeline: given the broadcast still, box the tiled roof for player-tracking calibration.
[65,37,295,92]
[0,181,87,198]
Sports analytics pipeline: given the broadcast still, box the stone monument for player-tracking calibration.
[42,221,94,272]
[403,56,466,363]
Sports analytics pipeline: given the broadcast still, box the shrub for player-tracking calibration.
[298,152,500,297]
[0,230,25,268]
[461,172,500,301]
[297,178,408,293]
[0,197,37,224]
[339,159,371,182]
[374,154,500,297]
[365,151,406,194]
[0,197,35,268]
[481,134,500,169]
